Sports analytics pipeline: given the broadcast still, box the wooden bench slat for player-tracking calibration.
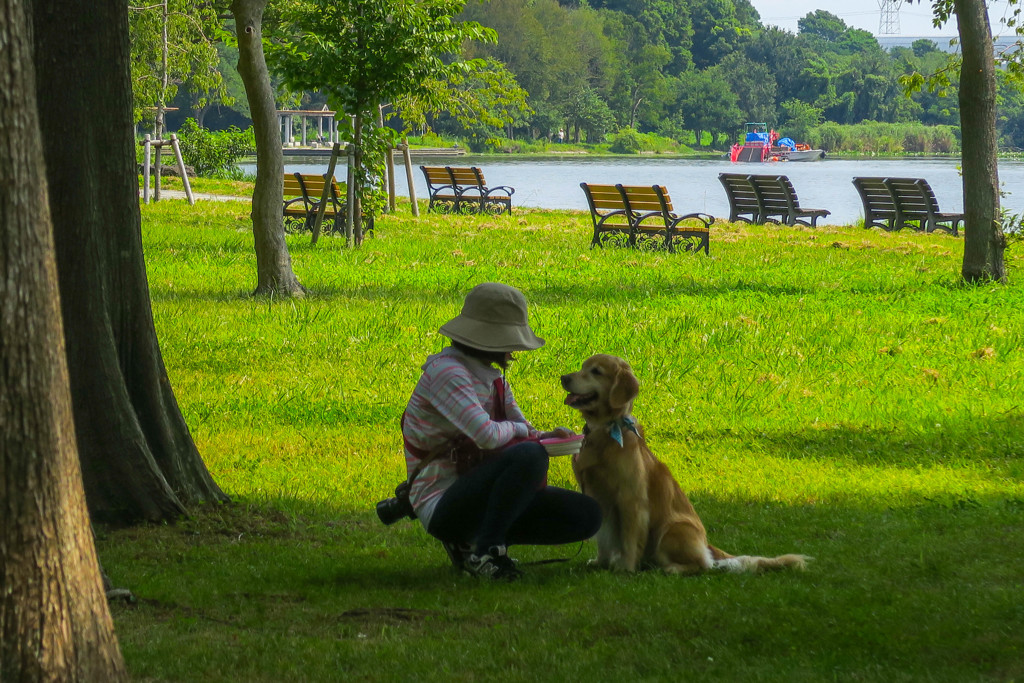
[746,174,830,227]
[580,182,712,255]
[419,165,514,215]
[853,176,961,235]
[718,173,761,223]
[881,177,962,235]
[852,177,898,231]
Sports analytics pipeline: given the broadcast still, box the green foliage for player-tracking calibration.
[607,127,680,154]
[128,0,227,128]
[780,99,823,141]
[269,0,495,117]
[176,118,256,177]
[673,67,742,147]
[126,0,1023,155]
[718,52,777,124]
[406,132,451,149]
[608,127,645,153]
[416,59,533,149]
[804,120,959,154]
[269,0,497,234]
[338,116,393,217]
[562,87,617,143]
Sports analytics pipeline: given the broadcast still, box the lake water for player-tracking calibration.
[241,155,1024,226]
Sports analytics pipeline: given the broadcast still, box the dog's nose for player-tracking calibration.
[560,374,572,389]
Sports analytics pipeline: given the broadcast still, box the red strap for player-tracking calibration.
[492,377,507,421]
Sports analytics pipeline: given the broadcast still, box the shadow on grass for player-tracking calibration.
[667,412,1024,473]
[98,490,1024,680]
[149,277,842,305]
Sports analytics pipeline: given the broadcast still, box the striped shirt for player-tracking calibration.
[402,347,534,530]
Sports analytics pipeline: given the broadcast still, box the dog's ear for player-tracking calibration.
[608,364,639,409]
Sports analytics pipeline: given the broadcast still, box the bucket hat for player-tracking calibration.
[439,282,545,352]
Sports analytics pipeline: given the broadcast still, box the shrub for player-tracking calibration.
[176,118,256,178]
[607,128,682,154]
[609,127,645,154]
[807,121,959,155]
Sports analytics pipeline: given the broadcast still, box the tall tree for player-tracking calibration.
[1,0,127,677]
[129,0,227,134]
[232,0,306,295]
[271,0,496,243]
[32,0,229,523]
[952,0,1006,281]
[674,67,742,146]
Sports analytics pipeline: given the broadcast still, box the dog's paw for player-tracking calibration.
[608,557,637,573]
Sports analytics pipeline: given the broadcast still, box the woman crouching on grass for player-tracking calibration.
[401,282,601,581]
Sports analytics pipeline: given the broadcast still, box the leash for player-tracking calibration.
[522,541,586,566]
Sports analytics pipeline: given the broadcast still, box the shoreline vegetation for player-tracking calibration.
[202,122,971,166]
[100,194,1024,681]
[392,121,964,158]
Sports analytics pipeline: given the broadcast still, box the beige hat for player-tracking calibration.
[439,282,545,352]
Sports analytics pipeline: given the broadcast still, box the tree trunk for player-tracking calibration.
[956,0,1006,282]
[195,102,209,128]
[32,0,229,524]
[231,0,306,297]
[1,0,127,677]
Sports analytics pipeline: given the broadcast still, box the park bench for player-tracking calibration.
[282,172,373,237]
[283,172,318,232]
[718,173,761,223]
[579,183,632,247]
[580,182,713,254]
[852,176,898,231]
[746,174,831,227]
[882,177,963,235]
[420,165,515,215]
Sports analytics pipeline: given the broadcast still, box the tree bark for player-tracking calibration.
[231,0,306,297]
[0,0,127,677]
[956,0,1006,282]
[32,0,229,524]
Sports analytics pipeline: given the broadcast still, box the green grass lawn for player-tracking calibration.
[99,196,1024,681]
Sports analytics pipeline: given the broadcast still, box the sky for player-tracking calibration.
[749,0,1016,38]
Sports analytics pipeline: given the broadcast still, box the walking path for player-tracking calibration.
[141,189,250,203]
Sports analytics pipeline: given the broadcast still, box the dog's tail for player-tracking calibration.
[708,545,811,573]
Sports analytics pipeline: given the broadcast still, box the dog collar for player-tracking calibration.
[581,417,639,447]
[608,416,639,447]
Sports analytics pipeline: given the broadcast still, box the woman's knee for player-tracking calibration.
[504,441,549,480]
[579,494,603,536]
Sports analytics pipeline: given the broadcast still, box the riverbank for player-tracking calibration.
[248,155,1013,225]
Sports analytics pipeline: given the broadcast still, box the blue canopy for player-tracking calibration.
[777,137,796,149]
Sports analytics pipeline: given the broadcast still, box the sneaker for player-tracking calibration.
[463,545,523,581]
[442,540,473,570]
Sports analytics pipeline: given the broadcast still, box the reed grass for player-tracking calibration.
[99,196,1024,681]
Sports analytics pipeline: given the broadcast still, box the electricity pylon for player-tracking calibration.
[878,0,900,35]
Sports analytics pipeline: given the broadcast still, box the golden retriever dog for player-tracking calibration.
[561,354,810,575]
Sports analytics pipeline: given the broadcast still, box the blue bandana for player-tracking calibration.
[609,416,640,447]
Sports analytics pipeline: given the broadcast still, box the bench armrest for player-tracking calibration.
[668,212,714,229]
[594,208,630,225]
[632,210,667,227]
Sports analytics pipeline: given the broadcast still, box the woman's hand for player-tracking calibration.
[537,426,575,440]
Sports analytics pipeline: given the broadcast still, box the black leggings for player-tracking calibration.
[427,441,602,554]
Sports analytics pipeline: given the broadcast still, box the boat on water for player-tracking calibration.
[729,123,825,163]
